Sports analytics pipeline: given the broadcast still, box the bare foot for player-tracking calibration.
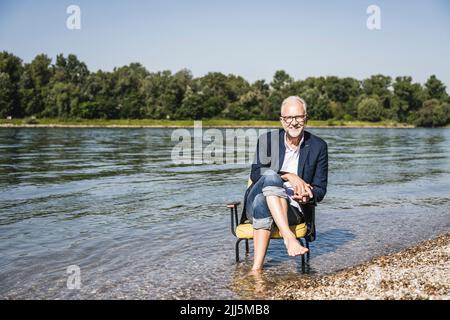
[248,268,263,276]
[284,237,309,256]
[247,268,266,295]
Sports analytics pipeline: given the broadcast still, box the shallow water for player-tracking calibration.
[0,127,449,299]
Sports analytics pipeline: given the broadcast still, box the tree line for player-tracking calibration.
[0,51,449,127]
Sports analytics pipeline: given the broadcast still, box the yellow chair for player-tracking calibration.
[227,178,315,271]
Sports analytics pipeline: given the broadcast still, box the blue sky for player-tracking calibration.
[1,0,449,87]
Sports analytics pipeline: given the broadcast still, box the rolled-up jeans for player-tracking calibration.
[246,170,303,231]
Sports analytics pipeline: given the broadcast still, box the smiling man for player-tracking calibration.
[243,96,328,272]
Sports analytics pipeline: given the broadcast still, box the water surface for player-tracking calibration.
[0,128,449,299]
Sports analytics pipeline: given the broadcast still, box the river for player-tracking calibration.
[0,127,449,299]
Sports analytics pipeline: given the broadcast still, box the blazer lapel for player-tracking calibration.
[278,129,286,171]
[297,132,310,177]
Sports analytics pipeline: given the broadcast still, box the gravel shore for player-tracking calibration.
[268,232,449,300]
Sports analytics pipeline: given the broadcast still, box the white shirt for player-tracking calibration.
[280,133,303,174]
[280,133,304,211]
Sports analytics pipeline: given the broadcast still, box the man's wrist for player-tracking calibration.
[280,173,291,181]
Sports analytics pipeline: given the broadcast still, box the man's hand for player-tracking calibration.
[281,173,313,203]
[293,193,312,204]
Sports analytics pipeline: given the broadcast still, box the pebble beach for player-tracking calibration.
[267,233,449,300]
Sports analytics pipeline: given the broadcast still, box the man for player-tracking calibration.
[243,96,328,272]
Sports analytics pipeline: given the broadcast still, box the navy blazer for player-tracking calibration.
[241,129,328,223]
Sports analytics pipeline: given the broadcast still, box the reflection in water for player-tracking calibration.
[310,229,355,258]
[0,128,449,299]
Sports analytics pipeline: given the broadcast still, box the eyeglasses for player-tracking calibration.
[280,114,307,124]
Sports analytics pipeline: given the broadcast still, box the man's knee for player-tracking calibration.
[261,170,284,188]
[261,171,287,199]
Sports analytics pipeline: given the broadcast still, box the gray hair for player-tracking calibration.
[281,96,307,114]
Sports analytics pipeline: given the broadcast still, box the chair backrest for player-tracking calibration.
[238,178,253,224]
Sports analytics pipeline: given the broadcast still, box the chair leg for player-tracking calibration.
[306,240,310,262]
[301,254,305,272]
[235,239,243,262]
[299,238,306,272]
[245,239,249,254]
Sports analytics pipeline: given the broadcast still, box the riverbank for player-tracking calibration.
[0,118,415,128]
[268,232,449,300]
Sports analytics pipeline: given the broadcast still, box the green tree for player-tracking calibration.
[76,100,114,119]
[175,90,207,120]
[362,75,393,110]
[4,51,450,123]
[43,54,90,117]
[357,97,383,121]
[424,75,448,101]
[329,101,346,120]
[222,79,268,120]
[44,82,80,118]
[322,77,361,119]
[19,54,53,116]
[225,74,250,100]
[54,54,89,85]
[203,96,226,118]
[414,99,449,127]
[0,73,14,118]
[200,72,236,102]
[141,69,192,119]
[238,90,266,119]
[265,91,284,120]
[324,76,361,104]
[0,51,23,117]
[362,75,392,96]
[393,76,425,122]
[224,102,250,120]
[270,70,293,92]
[83,71,119,119]
[110,63,148,118]
[250,80,271,119]
[300,88,332,120]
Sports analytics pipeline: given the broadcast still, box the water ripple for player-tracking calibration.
[0,127,449,299]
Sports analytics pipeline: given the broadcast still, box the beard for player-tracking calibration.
[287,127,303,138]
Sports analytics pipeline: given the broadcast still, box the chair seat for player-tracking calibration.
[235,222,307,239]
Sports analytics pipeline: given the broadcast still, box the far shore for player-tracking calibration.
[0,118,421,128]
